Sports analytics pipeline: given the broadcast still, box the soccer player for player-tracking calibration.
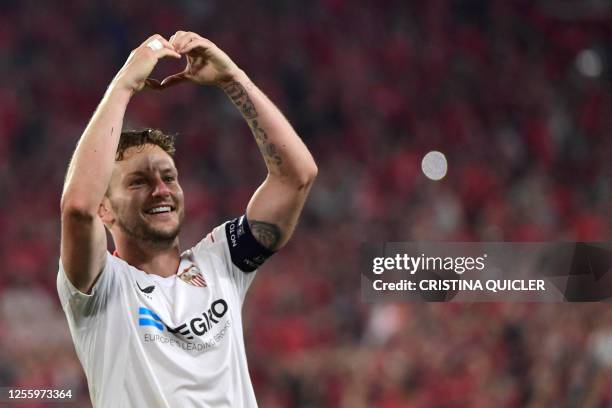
[57,32,317,407]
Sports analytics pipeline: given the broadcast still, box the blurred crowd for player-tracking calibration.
[1,0,612,406]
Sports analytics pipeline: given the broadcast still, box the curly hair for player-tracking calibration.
[116,128,176,161]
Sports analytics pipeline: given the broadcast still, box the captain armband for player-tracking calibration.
[225,215,275,273]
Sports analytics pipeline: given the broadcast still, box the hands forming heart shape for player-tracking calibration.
[113,31,241,94]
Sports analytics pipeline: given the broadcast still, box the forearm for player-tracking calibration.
[61,85,131,213]
[219,70,317,184]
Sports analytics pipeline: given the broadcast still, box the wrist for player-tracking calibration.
[106,79,136,101]
[103,81,136,106]
[216,68,248,88]
[108,71,141,96]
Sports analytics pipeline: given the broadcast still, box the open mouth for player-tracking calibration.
[144,205,176,217]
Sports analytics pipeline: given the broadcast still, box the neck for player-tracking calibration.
[113,235,181,278]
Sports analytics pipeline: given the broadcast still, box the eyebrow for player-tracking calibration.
[126,170,146,177]
[125,168,177,178]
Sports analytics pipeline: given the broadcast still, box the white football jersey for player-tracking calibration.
[57,217,271,407]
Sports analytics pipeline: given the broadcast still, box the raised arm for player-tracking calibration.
[60,35,180,292]
[164,32,317,251]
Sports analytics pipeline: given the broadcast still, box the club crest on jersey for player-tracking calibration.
[178,264,207,287]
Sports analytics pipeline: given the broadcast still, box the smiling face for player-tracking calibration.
[101,144,185,246]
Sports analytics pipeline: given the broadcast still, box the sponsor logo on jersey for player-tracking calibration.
[136,282,155,294]
[137,299,228,342]
[138,307,164,331]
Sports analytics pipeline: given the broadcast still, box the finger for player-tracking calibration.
[175,32,201,53]
[169,30,187,49]
[141,34,162,47]
[157,36,177,51]
[160,72,189,89]
[154,47,182,60]
[146,38,178,54]
[144,78,163,91]
[171,32,191,52]
[141,34,174,51]
[180,38,215,55]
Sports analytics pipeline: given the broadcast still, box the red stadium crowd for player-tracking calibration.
[1,0,612,406]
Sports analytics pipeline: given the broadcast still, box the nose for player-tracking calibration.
[151,176,171,197]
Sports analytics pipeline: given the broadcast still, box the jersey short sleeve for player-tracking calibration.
[194,215,274,302]
[56,252,121,328]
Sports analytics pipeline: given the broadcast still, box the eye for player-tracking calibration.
[129,178,146,187]
[163,176,176,183]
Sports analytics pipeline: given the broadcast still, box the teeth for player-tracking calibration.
[148,206,172,214]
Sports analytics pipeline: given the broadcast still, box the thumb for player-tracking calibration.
[144,78,163,91]
[160,71,189,88]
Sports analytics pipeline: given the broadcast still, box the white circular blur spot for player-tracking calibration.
[421,151,447,181]
[576,49,602,78]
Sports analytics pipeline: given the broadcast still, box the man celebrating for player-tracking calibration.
[57,32,317,407]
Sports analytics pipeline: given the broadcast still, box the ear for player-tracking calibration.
[98,197,115,228]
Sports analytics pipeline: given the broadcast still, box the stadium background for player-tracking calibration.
[1,0,612,406]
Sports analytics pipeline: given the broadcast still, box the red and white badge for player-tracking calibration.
[178,264,207,287]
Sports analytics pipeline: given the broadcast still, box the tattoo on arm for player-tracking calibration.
[221,80,283,171]
[221,82,258,119]
[249,219,282,251]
